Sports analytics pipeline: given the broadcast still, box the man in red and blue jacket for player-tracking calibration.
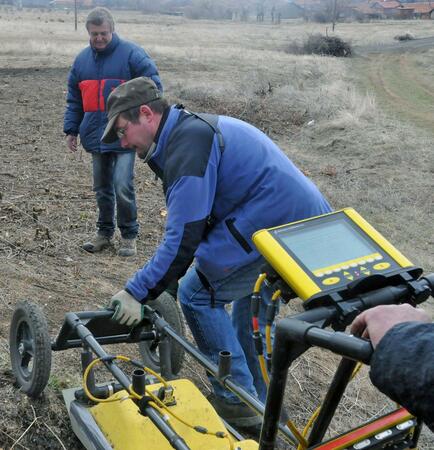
[63,7,162,257]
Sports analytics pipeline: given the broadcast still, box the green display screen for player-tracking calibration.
[275,217,378,272]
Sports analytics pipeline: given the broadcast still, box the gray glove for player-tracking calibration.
[109,289,144,327]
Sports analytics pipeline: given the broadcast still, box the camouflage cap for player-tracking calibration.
[101,77,162,144]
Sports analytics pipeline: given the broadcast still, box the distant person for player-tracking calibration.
[103,77,331,431]
[63,7,162,257]
[351,303,434,430]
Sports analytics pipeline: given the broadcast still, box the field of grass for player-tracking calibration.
[0,6,433,449]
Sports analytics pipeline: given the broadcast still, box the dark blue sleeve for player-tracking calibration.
[125,133,219,301]
[370,322,434,431]
[129,47,162,92]
[63,63,83,135]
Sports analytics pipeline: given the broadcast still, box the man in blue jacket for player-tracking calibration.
[103,77,331,429]
[64,7,162,257]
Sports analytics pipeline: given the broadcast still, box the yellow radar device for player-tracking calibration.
[252,208,422,308]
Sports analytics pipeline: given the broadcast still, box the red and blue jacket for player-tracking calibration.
[63,33,162,153]
[125,106,332,301]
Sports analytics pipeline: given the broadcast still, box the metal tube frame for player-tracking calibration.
[49,274,433,450]
[259,276,433,449]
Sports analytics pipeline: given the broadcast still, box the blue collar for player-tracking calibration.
[149,106,182,167]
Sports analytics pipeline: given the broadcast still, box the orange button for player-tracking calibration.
[373,262,391,271]
[322,277,340,286]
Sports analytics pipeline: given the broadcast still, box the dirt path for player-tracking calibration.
[353,37,434,132]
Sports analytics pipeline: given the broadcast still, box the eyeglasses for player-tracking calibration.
[116,122,130,139]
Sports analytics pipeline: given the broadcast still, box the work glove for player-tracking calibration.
[109,289,144,327]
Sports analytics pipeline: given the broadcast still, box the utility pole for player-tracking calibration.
[74,0,78,31]
[332,0,337,31]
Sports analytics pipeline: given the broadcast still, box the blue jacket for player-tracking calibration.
[126,106,331,301]
[63,33,162,153]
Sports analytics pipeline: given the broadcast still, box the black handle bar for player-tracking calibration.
[283,319,373,364]
[281,273,434,369]
[259,273,434,450]
[291,273,434,328]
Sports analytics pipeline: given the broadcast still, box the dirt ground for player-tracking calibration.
[0,65,174,448]
[1,14,434,450]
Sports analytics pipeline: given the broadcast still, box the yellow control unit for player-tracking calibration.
[252,208,421,308]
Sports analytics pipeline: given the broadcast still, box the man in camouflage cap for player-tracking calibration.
[105,76,331,432]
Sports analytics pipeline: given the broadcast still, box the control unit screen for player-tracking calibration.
[276,218,378,272]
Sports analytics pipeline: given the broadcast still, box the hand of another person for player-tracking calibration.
[108,289,144,327]
[66,134,78,152]
[350,304,431,348]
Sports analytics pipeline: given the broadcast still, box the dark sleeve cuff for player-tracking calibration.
[370,321,434,431]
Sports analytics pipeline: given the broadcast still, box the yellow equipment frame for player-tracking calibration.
[252,208,413,302]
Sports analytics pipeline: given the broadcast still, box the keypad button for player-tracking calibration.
[322,277,340,286]
[373,262,391,271]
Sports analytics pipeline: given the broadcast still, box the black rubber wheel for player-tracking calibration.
[9,300,52,398]
[139,291,185,375]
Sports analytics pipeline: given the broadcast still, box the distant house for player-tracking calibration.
[351,2,384,19]
[408,2,434,18]
[395,3,417,18]
[370,0,402,17]
[354,0,434,19]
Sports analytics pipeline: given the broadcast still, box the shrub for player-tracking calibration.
[286,34,352,57]
[394,32,415,41]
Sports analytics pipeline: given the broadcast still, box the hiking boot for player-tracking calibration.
[118,238,137,257]
[82,234,112,253]
[208,394,262,429]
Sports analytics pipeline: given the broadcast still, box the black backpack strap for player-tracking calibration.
[175,104,223,307]
[189,112,225,154]
[175,104,225,154]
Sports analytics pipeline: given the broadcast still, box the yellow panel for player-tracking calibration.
[263,210,337,231]
[344,208,413,267]
[252,230,321,301]
[90,379,259,450]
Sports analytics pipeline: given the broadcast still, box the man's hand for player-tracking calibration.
[66,134,78,152]
[109,290,144,327]
[350,304,431,348]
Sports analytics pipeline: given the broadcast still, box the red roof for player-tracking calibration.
[406,2,434,13]
[374,1,402,9]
